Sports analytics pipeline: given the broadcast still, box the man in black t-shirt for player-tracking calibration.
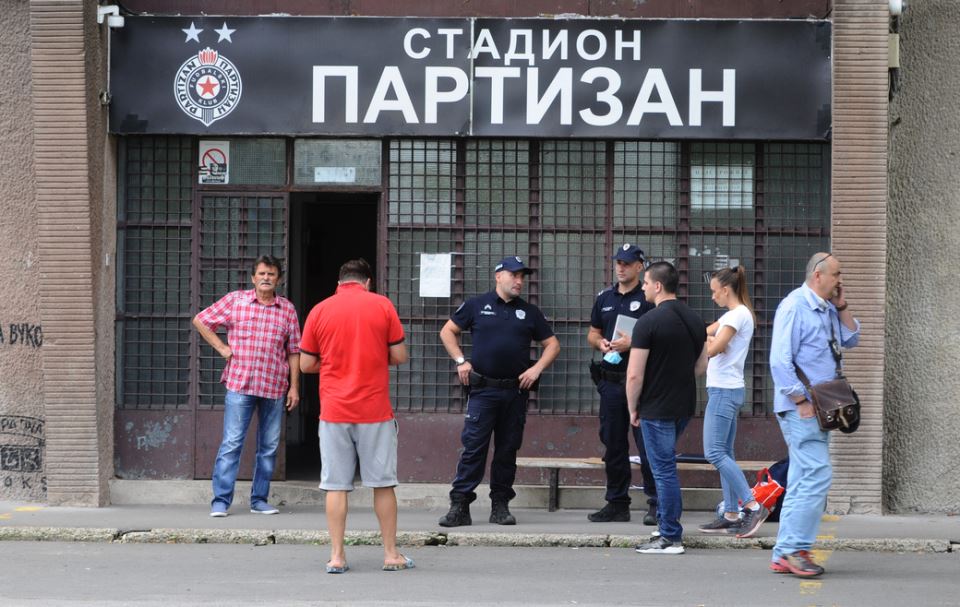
[626,261,708,555]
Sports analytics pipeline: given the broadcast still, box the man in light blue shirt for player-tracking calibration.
[768,252,859,577]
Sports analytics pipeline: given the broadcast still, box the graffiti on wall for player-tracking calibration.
[0,323,43,347]
[0,415,46,495]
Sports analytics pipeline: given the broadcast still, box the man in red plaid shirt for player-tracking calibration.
[193,255,301,517]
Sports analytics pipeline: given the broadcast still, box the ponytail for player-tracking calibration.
[713,265,756,324]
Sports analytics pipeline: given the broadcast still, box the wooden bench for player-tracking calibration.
[515,456,771,511]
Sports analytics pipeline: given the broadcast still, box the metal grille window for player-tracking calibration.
[117,136,829,420]
[117,136,289,413]
[388,139,456,225]
[227,138,286,186]
[197,194,288,408]
[540,140,605,229]
[614,141,680,228]
[385,140,460,412]
[116,137,194,410]
[385,139,830,417]
[464,140,529,226]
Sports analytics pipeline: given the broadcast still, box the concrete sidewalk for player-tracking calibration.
[2,489,958,554]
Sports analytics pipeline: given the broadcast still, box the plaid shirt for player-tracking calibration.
[195,289,301,399]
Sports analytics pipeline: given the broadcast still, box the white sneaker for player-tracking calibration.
[635,536,684,554]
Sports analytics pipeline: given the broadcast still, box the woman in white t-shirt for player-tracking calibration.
[697,266,768,538]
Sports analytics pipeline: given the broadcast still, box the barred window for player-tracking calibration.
[116,137,193,410]
[117,136,830,420]
[385,139,830,416]
[197,194,288,409]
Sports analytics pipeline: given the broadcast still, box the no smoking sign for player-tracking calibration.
[199,140,230,184]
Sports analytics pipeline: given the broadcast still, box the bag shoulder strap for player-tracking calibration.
[795,309,845,386]
[665,301,703,357]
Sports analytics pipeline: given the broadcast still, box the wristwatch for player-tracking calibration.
[455,356,467,366]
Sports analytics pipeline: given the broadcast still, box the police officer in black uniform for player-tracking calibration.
[438,256,561,527]
[587,244,658,524]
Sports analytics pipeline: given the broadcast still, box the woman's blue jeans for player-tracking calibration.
[703,387,753,513]
[211,390,285,509]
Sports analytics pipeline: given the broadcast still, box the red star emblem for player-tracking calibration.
[198,77,219,97]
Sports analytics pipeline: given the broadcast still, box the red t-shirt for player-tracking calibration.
[300,282,405,423]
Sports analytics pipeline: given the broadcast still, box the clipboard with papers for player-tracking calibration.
[611,314,638,341]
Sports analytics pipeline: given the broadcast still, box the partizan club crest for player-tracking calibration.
[175,47,242,126]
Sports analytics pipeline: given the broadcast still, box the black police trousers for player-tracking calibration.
[450,386,528,504]
[597,379,657,504]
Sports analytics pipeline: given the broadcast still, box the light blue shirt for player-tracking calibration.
[769,283,860,413]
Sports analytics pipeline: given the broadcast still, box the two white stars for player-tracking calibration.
[182,22,236,43]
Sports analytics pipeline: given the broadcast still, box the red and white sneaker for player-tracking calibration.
[772,550,825,577]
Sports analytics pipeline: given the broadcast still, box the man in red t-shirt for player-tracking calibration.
[299,259,411,574]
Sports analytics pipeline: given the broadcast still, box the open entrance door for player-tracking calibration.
[286,192,379,480]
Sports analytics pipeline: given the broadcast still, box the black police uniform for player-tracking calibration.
[590,282,658,506]
[449,290,554,504]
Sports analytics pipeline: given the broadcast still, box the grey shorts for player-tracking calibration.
[319,419,398,491]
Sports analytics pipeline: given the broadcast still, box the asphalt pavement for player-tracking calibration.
[2,543,959,607]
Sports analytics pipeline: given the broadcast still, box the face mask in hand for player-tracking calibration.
[603,351,622,365]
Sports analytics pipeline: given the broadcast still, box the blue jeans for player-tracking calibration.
[451,387,528,504]
[640,417,690,541]
[598,380,656,504]
[211,390,285,509]
[773,410,831,561]
[703,387,752,513]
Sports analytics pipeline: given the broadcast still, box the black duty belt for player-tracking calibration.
[469,371,520,390]
[590,360,626,385]
[599,368,627,383]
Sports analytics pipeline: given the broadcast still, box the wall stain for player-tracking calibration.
[135,416,180,451]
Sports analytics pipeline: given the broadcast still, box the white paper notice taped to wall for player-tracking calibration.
[419,253,451,298]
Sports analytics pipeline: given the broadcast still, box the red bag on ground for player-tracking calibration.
[751,468,785,510]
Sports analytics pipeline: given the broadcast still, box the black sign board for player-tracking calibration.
[109,16,831,140]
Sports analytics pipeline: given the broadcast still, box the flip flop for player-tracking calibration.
[382,555,415,571]
[326,563,349,574]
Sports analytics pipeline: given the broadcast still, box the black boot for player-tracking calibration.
[643,498,658,526]
[588,501,630,522]
[439,499,472,527]
[489,500,516,525]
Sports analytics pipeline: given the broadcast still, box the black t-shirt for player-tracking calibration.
[452,290,554,379]
[590,282,655,370]
[630,299,706,419]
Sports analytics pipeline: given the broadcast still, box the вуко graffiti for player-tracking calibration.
[0,323,43,347]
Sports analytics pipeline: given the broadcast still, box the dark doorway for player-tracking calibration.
[286,193,379,480]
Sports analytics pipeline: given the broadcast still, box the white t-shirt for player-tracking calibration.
[706,304,755,389]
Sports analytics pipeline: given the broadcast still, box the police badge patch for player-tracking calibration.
[175,47,242,126]
[630,301,641,311]
[515,309,526,320]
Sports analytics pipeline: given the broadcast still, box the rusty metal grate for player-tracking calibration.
[196,193,288,409]
[385,138,830,416]
[116,136,830,419]
[116,137,194,410]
